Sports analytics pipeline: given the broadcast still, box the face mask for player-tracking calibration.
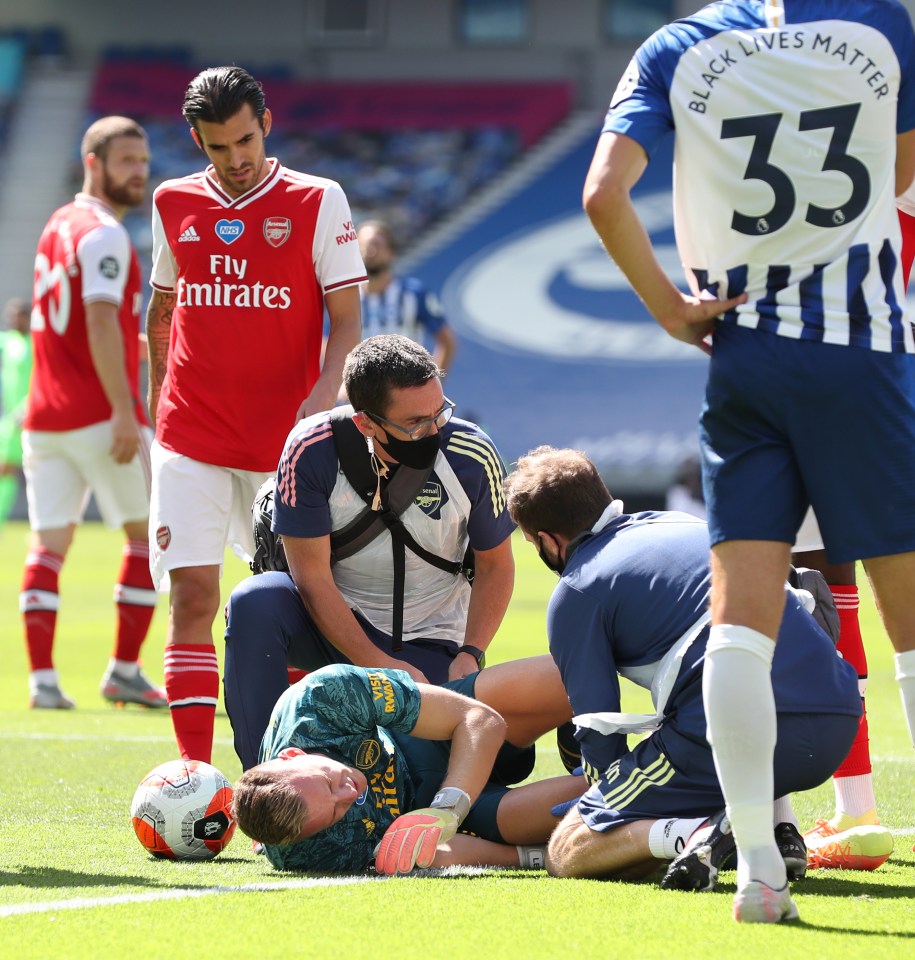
[538,535,565,576]
[376,431,441,470]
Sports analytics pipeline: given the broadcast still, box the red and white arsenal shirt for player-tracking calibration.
[26,193,145,432]
[150,158,366,471]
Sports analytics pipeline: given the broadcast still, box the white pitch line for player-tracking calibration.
[0,876,381,918]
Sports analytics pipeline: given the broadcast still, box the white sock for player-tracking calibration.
[894,650,915,749]
[109,658,139,679]
[734,805,785,887]
[772,796,797,829]
[647,817,708,859]
[833,773,877,820]
[30,668,59,691]
[704,624,785,889]
[516,845,547,869]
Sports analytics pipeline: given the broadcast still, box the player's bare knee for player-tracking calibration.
[546,815,584,877]
[169,572,220,624]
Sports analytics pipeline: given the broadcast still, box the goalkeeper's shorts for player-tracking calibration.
[392,672,536,843]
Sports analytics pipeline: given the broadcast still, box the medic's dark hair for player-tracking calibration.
[506,446,612,540]
[344,334,442,418]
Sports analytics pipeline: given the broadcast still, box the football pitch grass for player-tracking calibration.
[1,520,914,959]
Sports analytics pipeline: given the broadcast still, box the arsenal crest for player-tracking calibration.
[263,217,291,248]
[156,525,171,551]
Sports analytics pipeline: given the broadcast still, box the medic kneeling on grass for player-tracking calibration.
[231,655,585,874]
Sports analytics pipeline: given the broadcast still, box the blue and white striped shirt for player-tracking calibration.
[360,276,447,343]
[604,0,915,351]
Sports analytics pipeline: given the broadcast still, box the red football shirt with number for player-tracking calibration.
[150,159,366,472]
[25,194,145,432]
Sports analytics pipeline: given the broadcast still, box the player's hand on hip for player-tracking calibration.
[659,291,748,355]
[375,807,461,875]
[109,410,140,464]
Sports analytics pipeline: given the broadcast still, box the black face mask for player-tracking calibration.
[376,431,441,470]
[538,535,565,576]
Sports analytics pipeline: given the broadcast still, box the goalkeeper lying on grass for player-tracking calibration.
[232,654,585,874]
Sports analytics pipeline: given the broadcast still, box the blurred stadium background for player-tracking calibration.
[3,0,915,518]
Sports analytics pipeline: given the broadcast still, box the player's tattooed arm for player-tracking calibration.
[146,290,176,425]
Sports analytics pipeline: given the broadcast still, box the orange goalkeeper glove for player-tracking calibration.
[375,787,471,876]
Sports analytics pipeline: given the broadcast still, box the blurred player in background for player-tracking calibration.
[584,0,915,922]
[664,454,705,520]
[357,220,457,372]
[146,66,364,762]
[0,297,31,525]
[21,116,162,711]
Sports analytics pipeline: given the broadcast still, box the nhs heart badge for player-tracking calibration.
[215,219,244,244]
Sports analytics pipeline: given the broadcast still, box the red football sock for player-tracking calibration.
[113,539,157,663]
[20,547,63,671]
[831,585,872,778]
[164,643,219,762]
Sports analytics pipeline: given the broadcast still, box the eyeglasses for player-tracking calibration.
[366,398,455,440]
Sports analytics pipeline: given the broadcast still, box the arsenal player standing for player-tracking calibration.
[146,66,364,762]
[21,116,163,711]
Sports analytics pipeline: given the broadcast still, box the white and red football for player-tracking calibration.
[131,759,236,861]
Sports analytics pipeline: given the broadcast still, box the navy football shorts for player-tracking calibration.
[578,710,858,832]
[700,323,915,563]
[394,673,536,843]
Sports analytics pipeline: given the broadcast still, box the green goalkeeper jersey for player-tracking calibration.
[0,329,31,422]
[259,664,420,872]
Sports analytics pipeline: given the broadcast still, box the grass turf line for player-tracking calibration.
[1,521,914,958]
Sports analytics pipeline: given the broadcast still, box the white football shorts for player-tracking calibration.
[22,421,153,530]
[793,507,825,555]
[149,441,272,590]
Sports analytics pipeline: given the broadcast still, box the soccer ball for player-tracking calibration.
[131,759,236,860]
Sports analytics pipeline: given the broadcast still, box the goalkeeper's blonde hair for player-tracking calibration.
[233,766,309,846]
